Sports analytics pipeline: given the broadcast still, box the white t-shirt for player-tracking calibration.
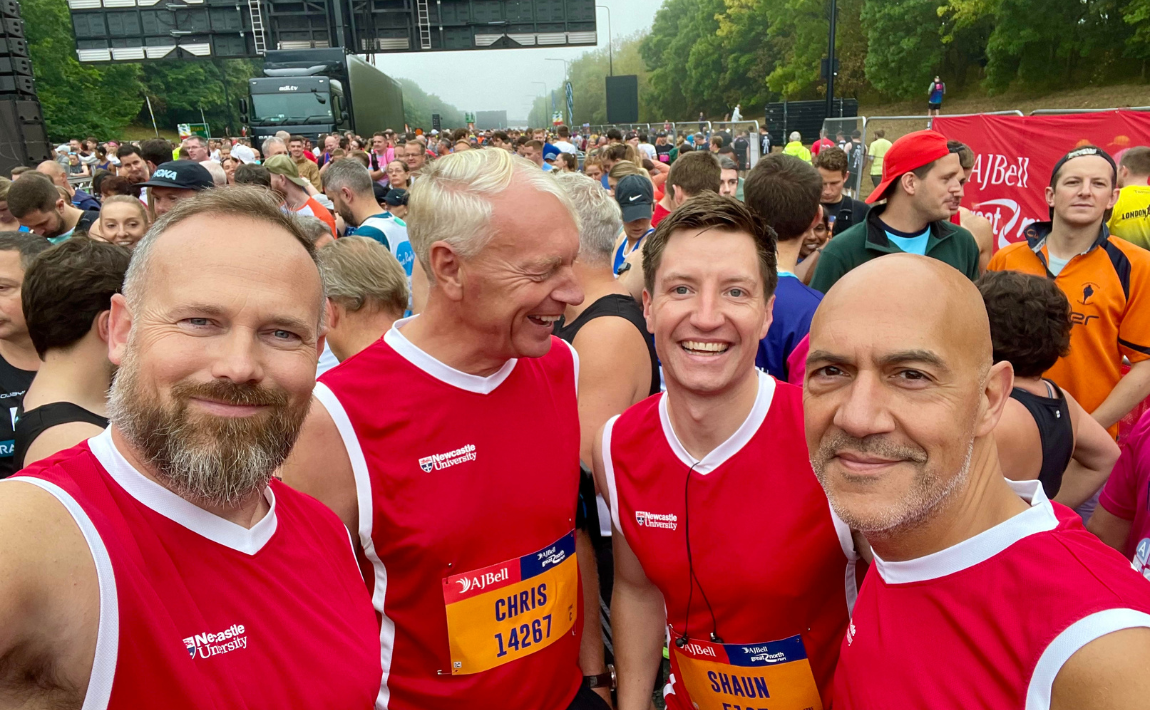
[638,143,657,161]
[552,140,577,155]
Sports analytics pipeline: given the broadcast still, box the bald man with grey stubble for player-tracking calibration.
[804,253,1150,710]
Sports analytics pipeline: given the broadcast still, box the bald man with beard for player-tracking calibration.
[804,253,1150,710]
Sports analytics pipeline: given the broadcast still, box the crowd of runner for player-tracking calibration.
[1,115,1150,710]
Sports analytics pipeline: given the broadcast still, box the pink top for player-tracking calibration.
[1100,408,1150,568]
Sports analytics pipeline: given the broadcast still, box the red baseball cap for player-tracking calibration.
[866,129,951,204]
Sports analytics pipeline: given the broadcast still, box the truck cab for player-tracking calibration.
[245,75,347,144]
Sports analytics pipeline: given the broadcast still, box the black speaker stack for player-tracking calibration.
[0,0,50,178]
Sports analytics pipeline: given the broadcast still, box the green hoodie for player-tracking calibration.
[810,203,981,293]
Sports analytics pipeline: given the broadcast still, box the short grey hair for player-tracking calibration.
[262,137,286,156]
[199,160,227,186]
[322,158,374,198]
[317,236,408,316]
[789,131,802,142]
[407,149,580,283]
[718,156,739,171]
[551,172,621,267]
[123,187,324,324]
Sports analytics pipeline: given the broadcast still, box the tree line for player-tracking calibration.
[539,0,1150,129]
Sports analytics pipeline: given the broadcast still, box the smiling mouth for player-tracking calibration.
[681,340,729,356]
[527,314,562,327]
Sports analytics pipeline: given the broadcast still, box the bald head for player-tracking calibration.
[803,253,1013,537]
[36,160,68,189]
[813,254,993,379]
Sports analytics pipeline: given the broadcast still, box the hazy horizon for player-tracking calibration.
[369,0,662,121]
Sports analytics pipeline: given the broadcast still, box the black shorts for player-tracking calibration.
[565,684,612,710]
[871,173,882,187]
[929,101,942,110]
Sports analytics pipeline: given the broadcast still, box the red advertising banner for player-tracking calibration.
[932,111,1150,251]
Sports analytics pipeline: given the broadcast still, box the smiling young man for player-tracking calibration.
[988,146,1150,439]
[593,192,858,710]
[806,253,1150,709]
[282,149,614,710]
[811,130,980,293]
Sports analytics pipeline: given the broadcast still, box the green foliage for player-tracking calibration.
[861,0,944,99]
[140,59,260,135]
[395,77,465,130]
[24,0,142,140]
[626,0,1150,121]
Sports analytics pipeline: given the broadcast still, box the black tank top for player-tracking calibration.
[1009,379,1073,499]
[555,293,661,397]
[14,402,109,469]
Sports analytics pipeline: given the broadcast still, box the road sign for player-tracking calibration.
[178,122,210,140]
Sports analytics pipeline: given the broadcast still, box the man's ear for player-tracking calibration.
[107,294,132,366]
[428,241,465,302]
[976,360,1015,437]
[95,310,112,344]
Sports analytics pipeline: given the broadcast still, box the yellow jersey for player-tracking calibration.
[1109,185,1150,251]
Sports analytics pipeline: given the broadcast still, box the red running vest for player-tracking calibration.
[835,479,1150,709]
[603,373,857,710]
[8,429,382,710]
[316,318,583,710]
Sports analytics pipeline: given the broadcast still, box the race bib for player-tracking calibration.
[671,632,823,710]
[1133,538,1150,582]
[442,531,578,674]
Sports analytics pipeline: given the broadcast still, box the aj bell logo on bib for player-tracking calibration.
[183,623,248,659]
[419,444,477,473]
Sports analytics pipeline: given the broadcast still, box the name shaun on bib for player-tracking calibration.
[441,531,578,674]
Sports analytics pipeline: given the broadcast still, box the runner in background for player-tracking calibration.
[947,141,995,272]
[928,76,946,117]
[1109,146,1150,250]
[979,270,1119,507]
[553,172,660,705]
[866,129,892,189]
[988,146,1150,440]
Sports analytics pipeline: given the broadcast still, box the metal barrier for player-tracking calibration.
[711,120,762,169]
[1030,107,1150,115]
[68,175,94,193]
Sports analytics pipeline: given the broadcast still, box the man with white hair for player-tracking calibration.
[199,160,227,187]
[783,132,812,162]
[0,187,383,707]
[262,136,288,159]
[283,149,613,710]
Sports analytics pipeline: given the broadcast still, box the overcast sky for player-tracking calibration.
[371,0,664,121]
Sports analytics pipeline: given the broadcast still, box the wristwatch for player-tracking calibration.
[584,664,616,690]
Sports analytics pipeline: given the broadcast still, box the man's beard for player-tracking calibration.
[811,431,974,536]
[44,210,66,239]
[107,345,309,508]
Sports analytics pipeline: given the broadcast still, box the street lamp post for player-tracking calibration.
[596,5,613,77]
[825,0,838,119]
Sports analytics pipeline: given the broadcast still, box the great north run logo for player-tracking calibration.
[183,623,248,660]
[419,444,477,473]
